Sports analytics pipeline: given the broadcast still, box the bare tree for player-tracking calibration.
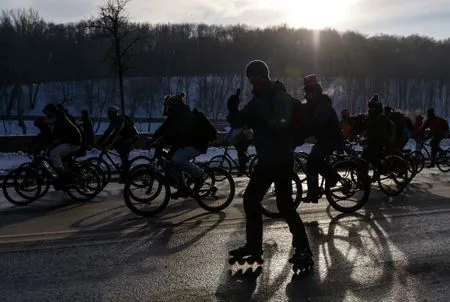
[93,0,139,114]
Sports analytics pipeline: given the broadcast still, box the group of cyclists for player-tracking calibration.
[25,59,449,269]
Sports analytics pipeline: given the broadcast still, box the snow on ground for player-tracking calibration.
[1,139,449,177]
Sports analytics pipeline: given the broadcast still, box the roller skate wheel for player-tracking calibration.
[228,258,236,265]
[237,259,245,265]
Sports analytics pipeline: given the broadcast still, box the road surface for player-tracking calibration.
[0,169,449,301]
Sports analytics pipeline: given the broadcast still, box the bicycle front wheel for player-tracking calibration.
[194,167,235,212]
[123,166,170,217]
[437,149,450,173]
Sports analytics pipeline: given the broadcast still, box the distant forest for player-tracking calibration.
[0,5,449,136]
[1,8,449,84]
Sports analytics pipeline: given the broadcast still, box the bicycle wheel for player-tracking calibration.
[437,149,450,173]
[409,150,425,174]
[123,166,170,217]
[65,164,102,202]
[261,172,302,219]
[402,152,417,182]
[85,157,111,188]
[208,155,232,175]
[2,166,42,206]
[377,155,409,197]
[129,155,153,169]
[194,167,235,212]
[325,159,371,213]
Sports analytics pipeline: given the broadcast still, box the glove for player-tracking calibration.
[227,88,241,112]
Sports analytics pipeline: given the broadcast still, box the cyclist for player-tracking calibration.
[42,103,83,186]
[150,92,208,199]
[361,95,396,173]
[384,106,412,152]
[96,106,138,182]
[418,108,449,168]
[303,74,344,203]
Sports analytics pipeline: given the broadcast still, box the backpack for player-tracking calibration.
[386,116,397,146]
[192,109,218,142]
[438,117,449,132]
[291,97,313,146]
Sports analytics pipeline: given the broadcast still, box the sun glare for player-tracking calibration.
[263,0,358,29]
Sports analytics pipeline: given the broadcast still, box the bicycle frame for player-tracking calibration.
[97,149,123,172]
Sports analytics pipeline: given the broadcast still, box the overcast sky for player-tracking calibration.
[2,0,450,39]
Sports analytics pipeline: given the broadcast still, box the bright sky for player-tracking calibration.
[2,0,450,39]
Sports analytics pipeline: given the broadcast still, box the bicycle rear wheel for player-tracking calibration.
[65,163,103,202]
[325,159,371,213]
[261,172,302,219]
[2,165,44,206]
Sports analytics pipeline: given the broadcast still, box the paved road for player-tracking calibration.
[0,169,449,301]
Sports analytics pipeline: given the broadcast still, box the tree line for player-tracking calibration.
[1,7,450,87]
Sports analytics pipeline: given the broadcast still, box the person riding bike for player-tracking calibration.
[361,95,396,173]
[303,74,344,203]
[384,106,412,152]
[227,59,313,265]
[96,106,138,182]
[418,108,449,168]
[149,92,208,199]
[42,103,83,186]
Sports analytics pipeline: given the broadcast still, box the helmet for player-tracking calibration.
[427,107,435,116]
[245,60,270,78]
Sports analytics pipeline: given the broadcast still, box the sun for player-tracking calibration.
[264,0,358,29]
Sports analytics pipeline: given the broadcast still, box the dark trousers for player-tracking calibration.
[430,136,444,163]
[306,142,340,194]
[234,139,250,174]
[114,138,136,177]
[243,159,311,252]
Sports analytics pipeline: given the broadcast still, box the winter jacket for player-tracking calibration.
[49,112,82,146]
[227,81,294,164]
[309,94,344,150]
[419,116,449,138]
[153,104,209,153]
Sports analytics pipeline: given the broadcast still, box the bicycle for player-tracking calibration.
[2,150,103,206]
[123,147,236,217]
[208,144,257,177]
[408,138,450,173]
[86,147,152,188]
[260,153,371,217]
